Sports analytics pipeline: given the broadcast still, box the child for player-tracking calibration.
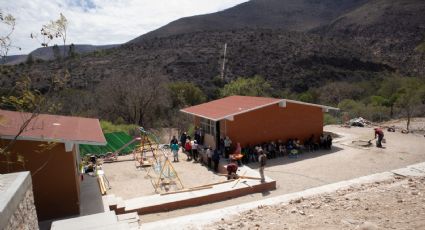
[171,142,179,162]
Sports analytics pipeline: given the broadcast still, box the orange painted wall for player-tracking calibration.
[0,140,80,220]
[223,102,324,147]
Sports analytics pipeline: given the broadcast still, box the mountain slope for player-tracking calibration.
[130,0,369,43]
[3,44,119,65]
[1,29,392,95]
[314,0,425,76]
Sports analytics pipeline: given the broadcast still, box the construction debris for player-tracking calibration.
[348,117,371,127]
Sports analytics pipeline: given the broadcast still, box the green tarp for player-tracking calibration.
[79,132,139,156]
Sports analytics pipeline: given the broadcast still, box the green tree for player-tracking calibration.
[297,90,318,103]
[395,78,425,131]
[378,75,403,118]
[338,99,364,119]
[220,75,272,97]
[168,82,206,108]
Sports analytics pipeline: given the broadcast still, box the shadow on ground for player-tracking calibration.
[247,146,343,170]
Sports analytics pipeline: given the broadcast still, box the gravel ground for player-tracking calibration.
[140,120,425,223]
[206,175,425,230]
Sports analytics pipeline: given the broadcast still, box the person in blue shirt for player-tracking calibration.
[171,142,180,162]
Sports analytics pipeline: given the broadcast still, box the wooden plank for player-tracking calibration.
[160,186,213,196]
[191,179,235,189]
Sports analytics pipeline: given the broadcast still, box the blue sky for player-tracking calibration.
[1,0,248,55]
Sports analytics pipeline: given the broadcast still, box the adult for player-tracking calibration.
[219,138,225,155]
[170,135,178,146]
[212,149,221,172]
[194,127,201,145]
[199,128,204,145]
[258,149,267,183]
[231,142,243,166]
[206,146,213,169]
[226,159,238,180]
[184,139,192,161]
[224,136,232,159]
[319,134,326,149]
[180,132,187,147]
[374,127,384,148]
[192,140,199,162]
[170,142,179,162]
[326,134,333,149]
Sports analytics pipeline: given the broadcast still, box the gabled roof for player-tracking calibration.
[0,109,106,145]
[180,95,339,121]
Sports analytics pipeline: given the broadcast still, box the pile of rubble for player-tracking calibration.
[348,117,372,127]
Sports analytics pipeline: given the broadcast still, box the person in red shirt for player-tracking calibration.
[226,159,238,180]
[184,139,192,161]
[374,128,384,148]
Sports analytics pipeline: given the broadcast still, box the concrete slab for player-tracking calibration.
[80,175,105,216]
[105,164,275,215]
[117,212,139,222]
[392,162,425,177]
[51,211,118,230]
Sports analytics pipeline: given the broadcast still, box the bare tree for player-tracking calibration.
[96,70,169,128]
[31,13,68,58]
[0,10,20,62]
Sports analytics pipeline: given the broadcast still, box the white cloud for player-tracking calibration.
[2,0,248,55]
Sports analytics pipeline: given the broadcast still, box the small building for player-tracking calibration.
[0,109,106,221]
[180,95,338,149]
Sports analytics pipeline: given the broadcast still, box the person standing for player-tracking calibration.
[212,149,221,172]
[374,127,384,148]
[192,140,199,162]
[184,139,192,161]
[170,135,178,145]
[206,146,213,169]
[180,132,187,146]
[224,136,232,159]
[194,127,201,144]
[171,142,179,162]
[258,149,267,183]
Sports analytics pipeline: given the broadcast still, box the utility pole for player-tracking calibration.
[220,43,227,81]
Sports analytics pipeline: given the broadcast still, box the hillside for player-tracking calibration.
[314,0,425,76]
[2,44,118,65]
[130,0,369,42]
[1,29,392,94]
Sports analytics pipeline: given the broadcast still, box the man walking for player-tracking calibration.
[258,149,267,183]
[374,127,384,148]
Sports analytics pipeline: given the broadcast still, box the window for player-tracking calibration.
[200,118,216,136]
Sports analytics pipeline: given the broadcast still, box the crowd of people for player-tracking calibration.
[170,128,334,173]
[218,134,333,165]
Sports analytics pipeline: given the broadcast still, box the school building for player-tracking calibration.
[180,95,338,149]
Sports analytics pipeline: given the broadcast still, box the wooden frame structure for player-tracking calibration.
[138,127,184,193]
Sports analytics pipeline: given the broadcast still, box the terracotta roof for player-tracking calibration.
[180,96,283,121]
[0,109,106,145]
[180,95,339,121]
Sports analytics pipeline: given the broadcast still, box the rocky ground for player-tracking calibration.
[206,175,425,230]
